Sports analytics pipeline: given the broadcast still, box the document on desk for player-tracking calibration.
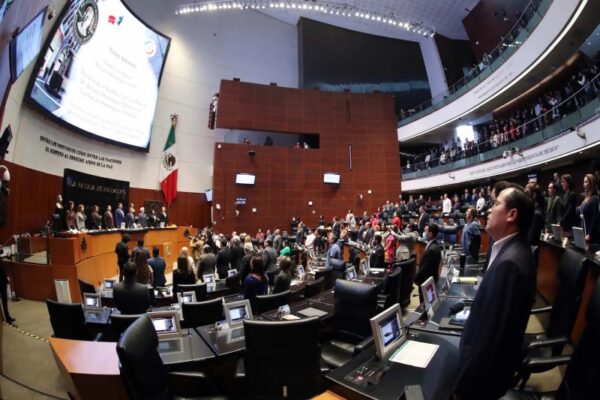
[390,340,439,368]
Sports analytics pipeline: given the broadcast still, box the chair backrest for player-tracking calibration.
[110,314,143,341]
[177,283,207,301]
[548,248,587,341]
[333,280,380,343]
[78,279,96,299]
[397,257,416,308]
[382,267,402,309]
[314,268,333,290]
[46,299,88,340]
[243,317,321,399]
[116,315,171,400]
[181,297,223,328]
[304,277,325,298]
[254,290,291,314]
[225,272,242,294]
[559,274,600,399]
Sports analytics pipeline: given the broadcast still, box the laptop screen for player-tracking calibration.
[152,316,177,335]
[228,305,248,323]
[572,227,585,250]
[421,276,438,310]
[370,304,405,360]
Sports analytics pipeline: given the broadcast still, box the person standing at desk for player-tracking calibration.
[114,261,151,315]
[90,205,102,230]
[103,205,114,229]
[147,246,166,288]
[559,174,577,237]
[453,186,535,400]
[114,203,125,229]
[115,234,130,282]
[125,206,136,228]
[369,234,385,269]
[580,173,600,245]
[461,208,480,263]
[326,234,346,281]
[414,223,441,302]
[417,206,430,235]
[172,256,196,296]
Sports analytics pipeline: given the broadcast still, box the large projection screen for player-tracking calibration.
[25,0,171,151]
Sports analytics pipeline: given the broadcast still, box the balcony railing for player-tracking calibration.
[398,0,552,127]
[402,72,600,180]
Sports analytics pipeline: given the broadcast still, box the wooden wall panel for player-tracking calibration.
[0,161,211,242]
[213,80,401,234]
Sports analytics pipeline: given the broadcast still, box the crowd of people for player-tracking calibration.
[403,51,600,172]
[52,196,168,232]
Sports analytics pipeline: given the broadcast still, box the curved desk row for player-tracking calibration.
[7,227,197,302]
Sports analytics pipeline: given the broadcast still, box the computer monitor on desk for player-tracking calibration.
[83,293,101,311]
[345,266,358,281]
[223,299,253,341]
[551,224,563,243]
[420,276,439,313]
[572,227,586,250]
[370,304,406,360]
[148,311,181,340]
[177,291,196,305]
[103,279,115,294]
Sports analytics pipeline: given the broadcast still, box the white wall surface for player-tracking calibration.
[1,0,298,193]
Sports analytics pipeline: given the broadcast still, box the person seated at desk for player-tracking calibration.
[147,246,166,288]
[243,256,268,311]
[273,256,292,294]
[173,256,196,296]
[414,223,441,303]
[114,261,151,315]
[453,186,535,400]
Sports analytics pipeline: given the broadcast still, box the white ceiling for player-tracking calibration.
[257,0,481,41]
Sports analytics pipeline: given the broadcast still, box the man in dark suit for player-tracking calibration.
[417,206,430,235]
[137,207,148,228]
[103,205,114,229]
[216,240,232,279]
[453,186,535,400]
[325,234,346,281]
[114,203,125,229]
[147,246,166,288]
[261,239,278,274]
[115,234,130,282]
[369,234,385,269]
[125,206,136,228]
[414,223,441,302]
[113,261,151,314]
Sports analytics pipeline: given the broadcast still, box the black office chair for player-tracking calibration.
[181,297,223,328]
[321,280,380,368]
[397,257,416,308]
[254,290,291,314]
[314,268,333,290]
[46,299,101,341]
[110,314,143,341]
[377,267,402,310]
[514,248,588,388]
[177,283,208,301]
[266,270,277,287]
[237,317,322,399]
[225,273,242,295]
[304,277,325,299]
[116,315,223,400]
[501,274,600,400]
[78,279,96,299]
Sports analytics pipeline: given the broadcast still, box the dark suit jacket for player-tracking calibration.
[103,211,114,229]
[560,190,577,231]
[216,247,232,278]
[172,269,196,296]
[418,212,430,235]
[113,281,151,314]
[115,241,129,266]
[414,240,441,286]
[454,234,536,400]
[147,256,167,287]
[115,208,125,228]
[369,244,385,269]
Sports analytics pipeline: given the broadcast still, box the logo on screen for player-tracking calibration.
[74,0,99,44]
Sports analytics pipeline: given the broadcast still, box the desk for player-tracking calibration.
[326,330,460,400]
[49,337,128,400]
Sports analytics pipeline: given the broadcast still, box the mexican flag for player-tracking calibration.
[160,118,178,205]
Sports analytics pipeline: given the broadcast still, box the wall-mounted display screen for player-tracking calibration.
[25,0,170,151]
[323,172,340,184]
[235,173,255,185]
[205,189,213,202]
[10,7,47,82]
